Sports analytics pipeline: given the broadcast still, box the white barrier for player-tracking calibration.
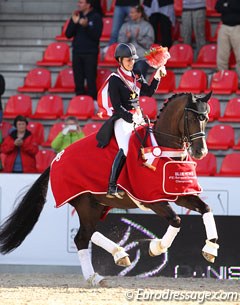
[0,174,240,265]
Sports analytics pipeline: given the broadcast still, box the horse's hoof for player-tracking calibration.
[149,239,167,257]
[87,273,105,287]
[202,240,219,263]
[99,279,108,288]
[113,247,131,266]
[202,251,215,263]
[116,256,131,267]
[149,249,155,257]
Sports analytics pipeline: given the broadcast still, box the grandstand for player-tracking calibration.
[0,0,239,175]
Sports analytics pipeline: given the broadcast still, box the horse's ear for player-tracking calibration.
[201,91,212,103]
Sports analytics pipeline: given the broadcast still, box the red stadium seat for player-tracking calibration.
[209,22,221,43]
[27,121,44,145]
[192,44,217,68]
[206,0,220,17]
[208,97,220,122]
[207,70,238,94]
[0,121,12,139]
[96,68,112,90]
[99,43,118,67]
[233,137,240,150]
[36,149,56,173]
[18,68,51,92]
[36,42,70,66]
[31,95,64,120]
[49,68,74,93]
[42,122,65,147]
[218,154,240,176]
[3,94,32,118]
[166,44,193,68]
[139,96,157,120]
[229,51,236,68]
[100,17,113,42]
[105,0,115,16]
[174,0,182,16]
[150,70,175,93]
[206,125,235,150]
[62,95,94,120]
[219,98,240,122]
[195,153,217,176]
[174,69,207,94]
[82,122,103,136]
[55,19,72,41]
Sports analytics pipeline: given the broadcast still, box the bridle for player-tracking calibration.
[152,94,209,148]
[184,105,208,145]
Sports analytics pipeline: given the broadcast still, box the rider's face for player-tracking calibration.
[121,57,135,71]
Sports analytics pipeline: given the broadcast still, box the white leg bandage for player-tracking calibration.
[91,231,118,254]
[78,249,104,286]
[78,249,95,280]
[161,225,181,249]
[203,211,218,240]
[149,226,180,256]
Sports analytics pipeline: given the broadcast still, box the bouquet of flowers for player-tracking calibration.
[144,45,171,69]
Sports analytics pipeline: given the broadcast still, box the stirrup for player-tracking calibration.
[106,185,124,199]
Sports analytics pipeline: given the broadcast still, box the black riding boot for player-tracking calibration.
[106,149,126,199]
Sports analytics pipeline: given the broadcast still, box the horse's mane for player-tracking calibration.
[156,93,191,120]
[160,93,191,113]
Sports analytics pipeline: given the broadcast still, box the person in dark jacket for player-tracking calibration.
[66,0,103,99]
[143,0,175,49]
[103,43,166,198]
[1,115,38,173]
[215,0,240,84]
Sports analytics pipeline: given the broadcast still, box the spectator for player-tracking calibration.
[0,74,5,125]
[104,0,140,51]
[0,74,5,171]
[51,116,85,153]
[118,5,155,77]
[143,0,175,49]
[181,0,206,54]
[1,115,38,173]
[215,0,240,85]
[65,0,103,100]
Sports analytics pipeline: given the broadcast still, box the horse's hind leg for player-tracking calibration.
[69,194,106,286]
[175,195,219,263]
[148,202,181,256]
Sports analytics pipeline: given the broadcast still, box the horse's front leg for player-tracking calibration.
[147,201,181,256]
[175,195,219,263]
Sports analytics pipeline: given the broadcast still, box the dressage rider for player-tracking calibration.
[100,43,166,199]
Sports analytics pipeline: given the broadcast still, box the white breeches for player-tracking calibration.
[114,118,134,156]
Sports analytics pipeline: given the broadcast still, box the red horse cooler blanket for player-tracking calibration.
[50,128,202,207]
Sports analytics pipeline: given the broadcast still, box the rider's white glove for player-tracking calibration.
[132,113,144,125]
[62,126,69,135]
[154,66,167,80]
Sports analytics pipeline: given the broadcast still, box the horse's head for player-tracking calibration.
[154,91,212,160]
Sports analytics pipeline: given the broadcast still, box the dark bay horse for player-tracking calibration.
[0,92,219,286]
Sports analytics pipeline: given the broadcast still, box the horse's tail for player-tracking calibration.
[0,167,50,254]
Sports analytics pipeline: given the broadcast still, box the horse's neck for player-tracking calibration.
[153,97,186,150]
